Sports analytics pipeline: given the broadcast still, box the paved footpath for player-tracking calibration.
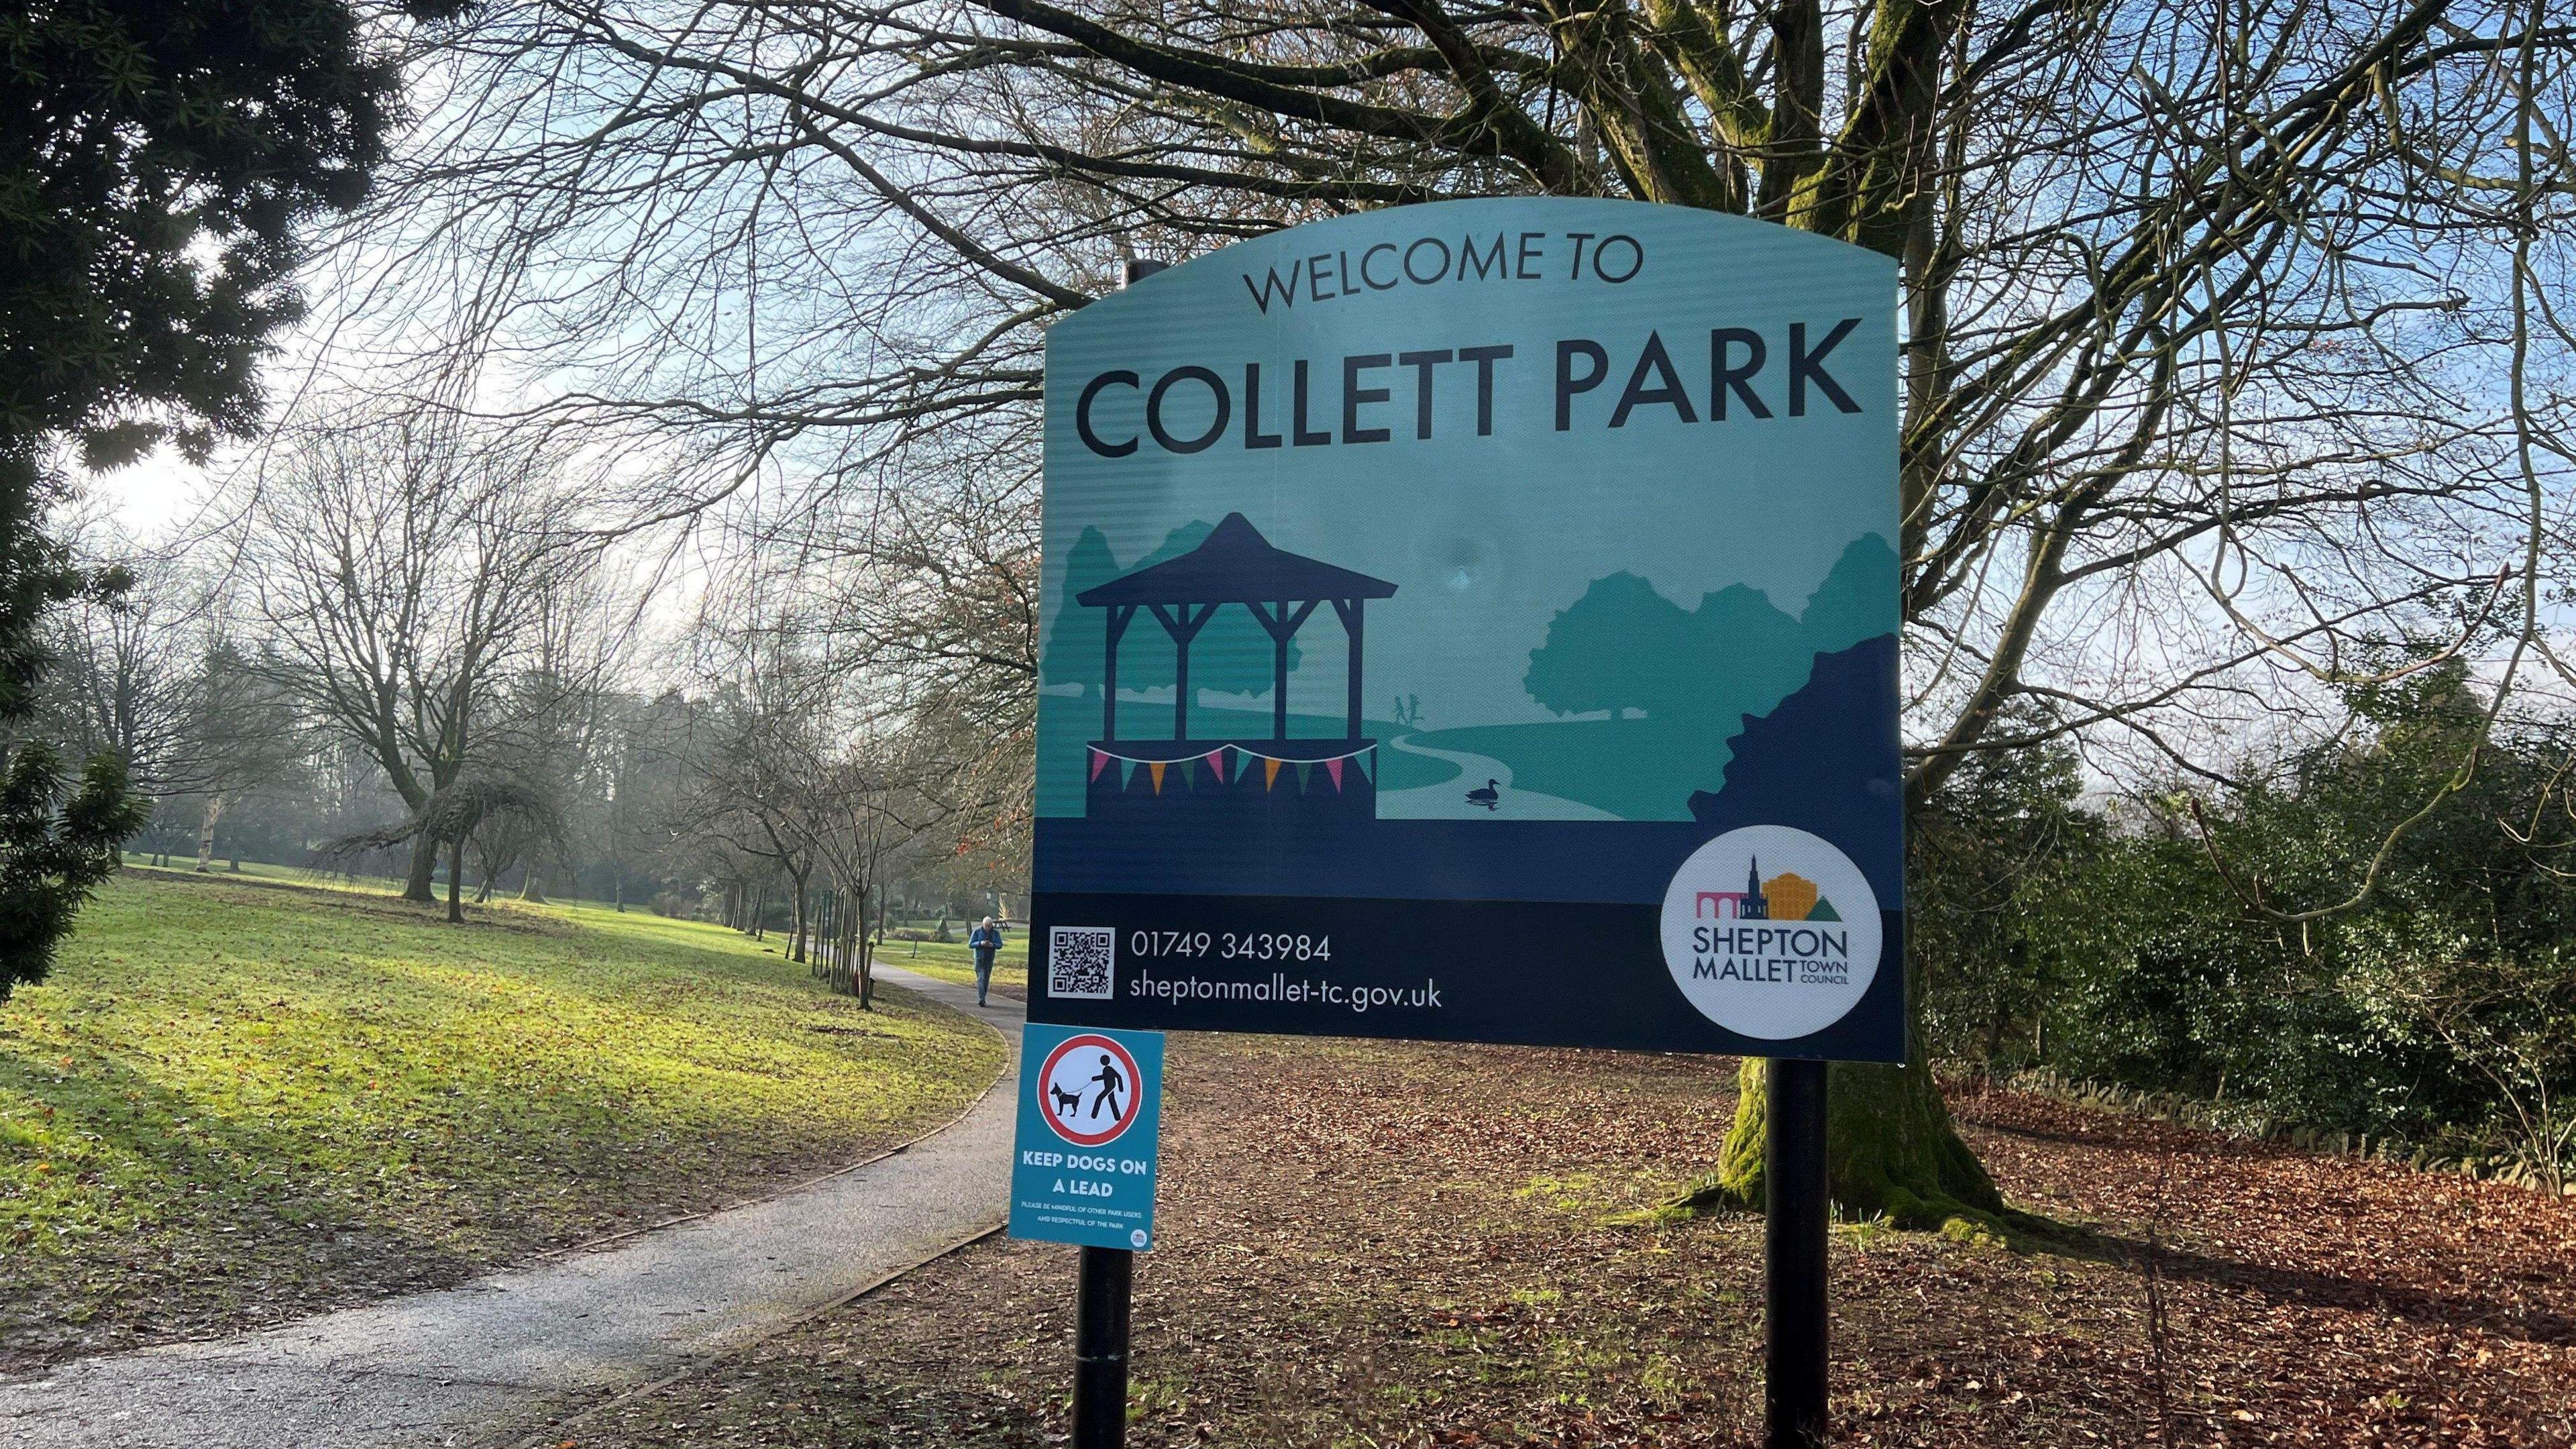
[0,965,1022,1449]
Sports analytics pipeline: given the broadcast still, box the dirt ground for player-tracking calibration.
[523,1034,2576,1448]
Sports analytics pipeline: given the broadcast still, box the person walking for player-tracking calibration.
[968,916,1004,1006]
[1087,1052,1126,1122]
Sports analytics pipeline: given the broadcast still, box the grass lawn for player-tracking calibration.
[881,931,1031,999]
[0,868,1005,1368]
[122,851,412,894]
[119,851,642,912]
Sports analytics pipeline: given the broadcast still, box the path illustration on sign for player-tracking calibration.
[0,965,1022,1449]
[1377,734,1621,820]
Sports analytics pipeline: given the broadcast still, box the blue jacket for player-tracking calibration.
[969,926,1002,956]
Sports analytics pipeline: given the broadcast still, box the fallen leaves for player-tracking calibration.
[533,1032,2575,1448]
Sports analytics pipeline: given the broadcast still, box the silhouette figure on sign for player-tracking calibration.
[1466,777,1501,810]
[1089,1053,1127,1122]
[1049,1083,1084,1118]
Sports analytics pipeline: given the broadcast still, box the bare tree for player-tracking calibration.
[31,529,307,872]
[237,417,607,902]
[329,775,570,922]
[580,687,700,910]
[38,570,193,793]
[343,0,2575,1221]
[178,641,310,872]
[689,667,835,963]
[468,560,640,901]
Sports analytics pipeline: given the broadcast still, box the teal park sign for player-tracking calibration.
[1030,198,1904,1065]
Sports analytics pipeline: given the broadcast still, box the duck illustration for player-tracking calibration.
[1466,777,1501,810]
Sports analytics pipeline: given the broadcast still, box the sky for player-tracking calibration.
[80,446,215,539]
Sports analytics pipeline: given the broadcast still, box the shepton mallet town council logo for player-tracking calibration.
[1658,824,1882,1039]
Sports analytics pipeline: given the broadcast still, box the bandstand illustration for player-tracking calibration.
[1076,513,1396,823]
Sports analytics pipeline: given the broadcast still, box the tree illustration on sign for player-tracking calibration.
[1522,573,1806,724]
[1040,527,1123,699]
[1497,535,1900,819]
[1521,572,1693,720]
[1043,521,1299,712]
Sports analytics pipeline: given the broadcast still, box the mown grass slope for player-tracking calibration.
[883,930,1031,997]
[0,869,1003,1365]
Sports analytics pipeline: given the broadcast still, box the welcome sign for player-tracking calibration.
[1030,199,1902,1063]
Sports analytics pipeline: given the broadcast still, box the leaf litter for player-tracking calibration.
[529,1034,2575,1447]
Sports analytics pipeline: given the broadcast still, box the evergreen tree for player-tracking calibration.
[0,0,402,994]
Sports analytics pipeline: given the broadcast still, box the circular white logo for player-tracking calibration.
[1660,825,1881,1039]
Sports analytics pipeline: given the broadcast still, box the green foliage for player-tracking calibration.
[1907,709,2100,1069]
[0,745,148,996]
[0,0,396,461]
[1921,665,2576,1179]
[1,0,403,995]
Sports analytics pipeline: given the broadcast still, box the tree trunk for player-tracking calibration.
[519,868,547,904]
[405,832,440,902]
[857,886,877,1008]
[195,794,225,873]
[1693,955,2012,1239]
[827,894,849,994]
[789,877,809,964]
[446,835,466,924]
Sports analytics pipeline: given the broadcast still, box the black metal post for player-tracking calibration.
[1073,1244,1132,1448]
[1067,250,1161,1449]
[1766,1057,1830,1449]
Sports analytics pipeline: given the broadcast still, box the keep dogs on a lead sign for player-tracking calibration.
[1030,199,1902,1063]
[1010,1024,1165,1251]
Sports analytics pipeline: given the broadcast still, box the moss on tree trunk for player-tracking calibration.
[1690,960,2015,1241]
[1708,1058,2008,1239]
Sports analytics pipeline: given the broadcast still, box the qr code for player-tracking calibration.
[1049,926,1116,1000]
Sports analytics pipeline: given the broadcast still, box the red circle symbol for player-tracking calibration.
[1037,1034,1142,1147]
